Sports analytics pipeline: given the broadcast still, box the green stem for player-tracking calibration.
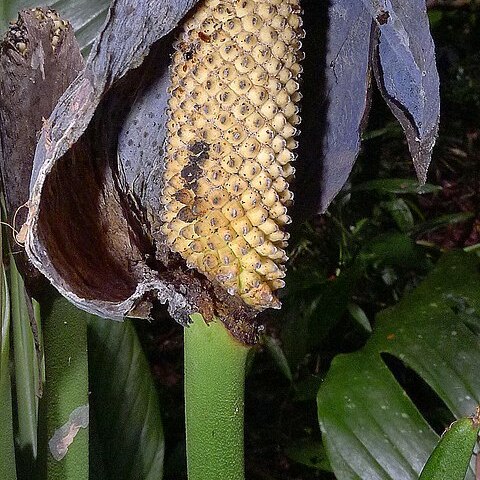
[41,295,89,480]
[185,313,251,480]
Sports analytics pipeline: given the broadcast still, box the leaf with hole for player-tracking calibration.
[317,251,480,480]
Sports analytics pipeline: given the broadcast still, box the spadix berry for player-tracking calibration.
[162,0,304,310]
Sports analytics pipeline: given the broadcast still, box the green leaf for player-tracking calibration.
[285,438,332,472]
[10,255,41,464]
[359,232,427,270]
[262,335,293,382]
[88,317,165,480]
[347,303,372,333]
[281,259,372,370]
[381,199,415,232]
[0,0,109,53]
[351,178,441,195]
[317,251,480,480]
[419,411,480,480]
[281,264,362,368]
[0,257,17,480]
[412,212,474,235]
[308,265,363,342]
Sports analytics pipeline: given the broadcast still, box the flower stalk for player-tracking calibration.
[184,313,252,480]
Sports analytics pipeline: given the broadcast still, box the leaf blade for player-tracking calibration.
[318,252,480,479]
[42,296,89,480]
[10,256,40,461]
[0,258,17,480]
[88,317,165,480]
[319,353,437,480]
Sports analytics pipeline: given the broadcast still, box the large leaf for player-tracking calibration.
[88,318,165,480]
[317,251,480,480]
[0,0,109,53]
[317,0,440,212]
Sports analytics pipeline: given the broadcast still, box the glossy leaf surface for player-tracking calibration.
[317,252,480,479]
